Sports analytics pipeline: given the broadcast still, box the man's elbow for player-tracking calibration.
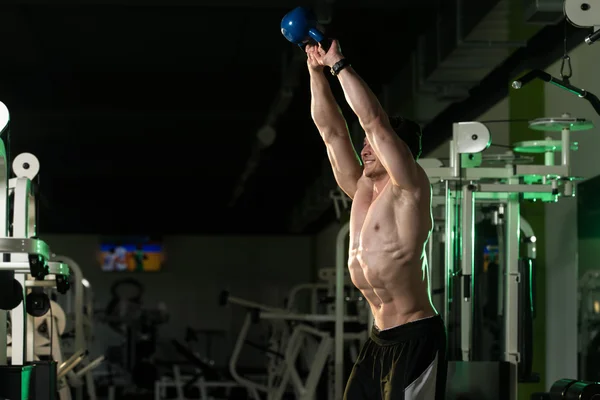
[321,127,350,144]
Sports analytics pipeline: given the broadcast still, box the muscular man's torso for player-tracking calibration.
[348,167,436,330]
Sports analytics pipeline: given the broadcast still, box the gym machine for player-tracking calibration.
[216,260,368,400]
[0,100,75,399]
[417,115,596,399]
[154,337,246,400]
[100,278,169,398]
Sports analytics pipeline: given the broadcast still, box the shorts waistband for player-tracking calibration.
[370,315,445,346]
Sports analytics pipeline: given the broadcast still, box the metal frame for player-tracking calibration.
[1,154,47,366]
[11,173,39,366]
[460,183,474,362]
[0,152,73,397]
[218,296,337,400]
[224,289,363,398]
[419,119,580,400]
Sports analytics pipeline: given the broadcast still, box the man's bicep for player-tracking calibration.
[325,135,363,198]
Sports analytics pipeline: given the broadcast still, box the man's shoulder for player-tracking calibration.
[389,168,430,197]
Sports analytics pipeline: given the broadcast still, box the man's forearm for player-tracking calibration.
[336,66,385,130]
[310,70,348,138]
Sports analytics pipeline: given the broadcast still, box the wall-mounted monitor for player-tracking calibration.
[98,237,164,272]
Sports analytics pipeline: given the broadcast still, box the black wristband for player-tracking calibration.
[330,58,350,76]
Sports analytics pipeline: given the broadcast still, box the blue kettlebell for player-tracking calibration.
[280,7,330,51]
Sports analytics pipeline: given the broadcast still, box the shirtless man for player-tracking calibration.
[306,40,447,400]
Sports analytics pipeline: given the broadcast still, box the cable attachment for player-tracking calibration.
[560,55,572,83]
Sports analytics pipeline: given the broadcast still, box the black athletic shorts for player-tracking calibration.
[344,315,447,400]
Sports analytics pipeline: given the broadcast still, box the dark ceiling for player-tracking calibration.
[0,0,578,236]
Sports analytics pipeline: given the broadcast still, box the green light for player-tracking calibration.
[512,140,578,154]
[20,365,32,400]
[549,81,583,98]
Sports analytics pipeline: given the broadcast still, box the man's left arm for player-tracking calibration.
[323,43,419,190]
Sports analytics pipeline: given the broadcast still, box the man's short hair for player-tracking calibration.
[388,115,422,160]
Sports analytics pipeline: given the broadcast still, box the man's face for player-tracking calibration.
[361,138,385,178]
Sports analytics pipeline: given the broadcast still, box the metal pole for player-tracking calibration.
[561,127,571,171]
[544,137,555,166]
[461,184,475,362]
[335,221,350,400]
[229,313,268,395]
[0,138,7,366]
[504,179,520,400]
[496,206,505,322]
[0,140,8,365]
[520,216,537,260]
[0,139,7,236]
[444,180,455,325]
[11,178,32,365]
[10,273,26,365]
[450,139,460,178]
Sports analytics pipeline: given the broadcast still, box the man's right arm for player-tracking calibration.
[310,70,362,199]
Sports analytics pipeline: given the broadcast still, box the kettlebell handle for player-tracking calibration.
[305,28,331,52]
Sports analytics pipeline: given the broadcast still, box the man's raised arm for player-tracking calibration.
[307,44,362,199]
[314,41,419,190]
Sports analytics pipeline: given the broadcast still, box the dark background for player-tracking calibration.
[0,0,584,236]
